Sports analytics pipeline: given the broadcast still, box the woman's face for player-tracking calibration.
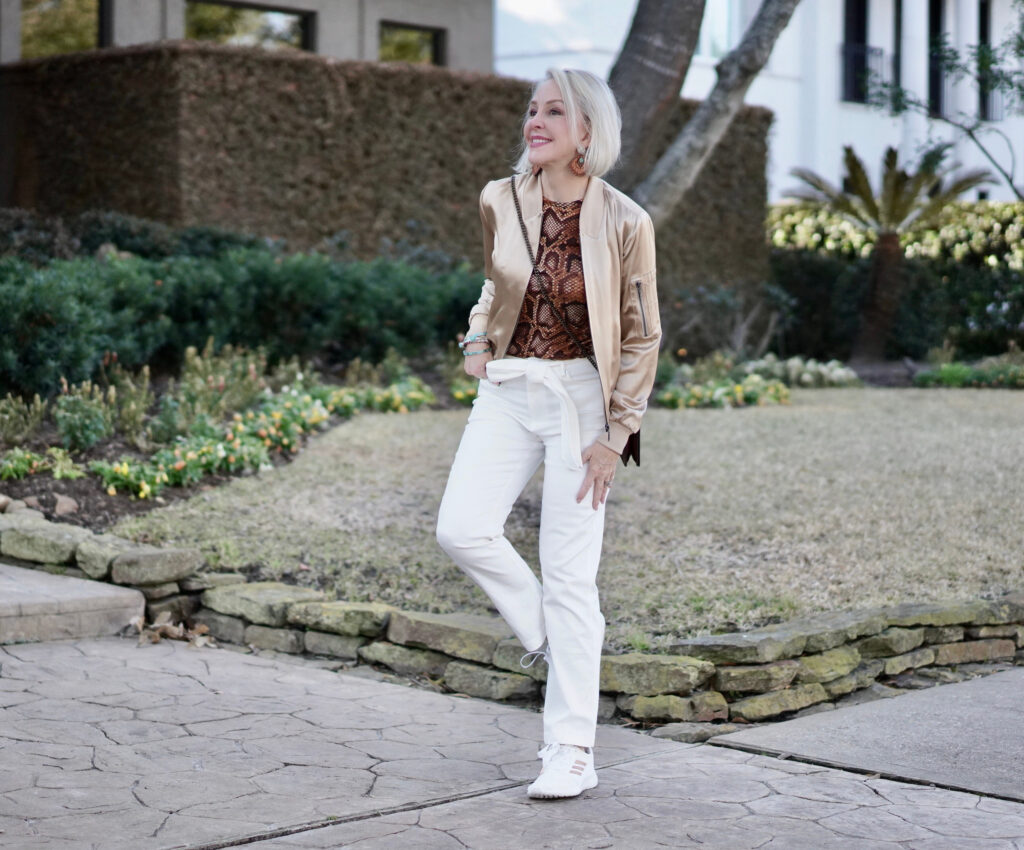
[523,78,588,173]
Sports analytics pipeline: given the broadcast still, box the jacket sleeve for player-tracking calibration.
[599,210,661,455]
[468,185,496,336]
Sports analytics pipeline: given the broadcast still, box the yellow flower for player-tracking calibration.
[107,485,117,496]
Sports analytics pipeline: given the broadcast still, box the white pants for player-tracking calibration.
[436,357,608,747]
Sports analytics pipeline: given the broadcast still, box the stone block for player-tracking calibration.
[386,610,512,664]
[0,523,91,564]
[192,609,246,644]
[358,641,450,676]
[728,683,829,722]
[146,594,200,623]
[965,625,1022,641]
[179,572,247,592]
[651,722,740,743]
[714,660,800,693]
[201,581,324,626]
[444,661,538,700]
[1016,649,1024,665]
[932,639,1016,666]
[287,600,395,637]
[760,609,887,653]
[883,647,936,676]
[244,624,305,654]
[75,534,140,580]
[303,630,366,660]
[669,630,806,664]
[599,653,714,696]
[0,506,45,526]
[597,694,617,722]
[795,645,861,684]
[618,691,728,722]
[972,593,1024,625]
[140,582,180,601]
[492,638,547,682]
[856,627,924,658]
[923,626,965,644]
[0,493,10,512]
[111,547,205,586]
[883,600,987,627]
[821,659,885,698]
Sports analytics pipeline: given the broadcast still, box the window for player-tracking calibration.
[841,0,879,103]
[696,5,732,59]
[978,0,1002,121]
[928,0,944,116]
[20,0,101,60]
[892,0,902,91]
[379,22,446,66]
[185,1,310,52]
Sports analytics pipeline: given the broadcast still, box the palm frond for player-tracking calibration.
[843,146,880,223]
[787,168,873,228]
[910,169,994,230]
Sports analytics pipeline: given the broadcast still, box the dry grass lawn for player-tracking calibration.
[115,388,1024,653]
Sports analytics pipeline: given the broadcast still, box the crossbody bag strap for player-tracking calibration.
[509,174,598,374]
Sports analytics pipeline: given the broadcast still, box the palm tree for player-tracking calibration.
[788,145,991,361]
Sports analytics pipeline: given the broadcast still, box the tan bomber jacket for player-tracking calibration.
[467,170,662,455]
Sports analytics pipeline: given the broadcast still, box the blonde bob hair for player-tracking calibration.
[515,68,622,179]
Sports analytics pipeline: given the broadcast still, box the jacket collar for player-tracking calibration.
[519,170,605,242]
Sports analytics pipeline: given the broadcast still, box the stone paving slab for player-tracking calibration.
[4,636,1024,849]
[0,562,143,644]
[245,745,1024,849]
[714,666,1024,803]
[0,637,672,850]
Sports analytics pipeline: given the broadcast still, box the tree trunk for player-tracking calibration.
[631,0,803,228]
[605,0,706,193]
[851,232,905,362]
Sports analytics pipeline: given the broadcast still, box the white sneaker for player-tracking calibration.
[527,743,598,799]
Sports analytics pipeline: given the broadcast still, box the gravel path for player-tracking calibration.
[114,388,1024,653]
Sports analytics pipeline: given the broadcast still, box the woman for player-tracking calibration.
[436,68,660,799]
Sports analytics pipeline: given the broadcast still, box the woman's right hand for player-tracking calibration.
[463,346,493,379]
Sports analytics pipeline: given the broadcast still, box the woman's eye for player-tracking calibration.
[549,109,562,116]
[527,109,537,117]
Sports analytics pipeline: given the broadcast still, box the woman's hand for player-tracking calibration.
[577,440,619,510]
[463,345,493,379]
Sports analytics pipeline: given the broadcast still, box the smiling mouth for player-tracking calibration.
[530,137,551,146]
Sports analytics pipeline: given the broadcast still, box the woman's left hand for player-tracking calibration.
[577,441,620,511]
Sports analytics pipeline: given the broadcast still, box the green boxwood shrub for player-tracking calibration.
[0,247,481,398]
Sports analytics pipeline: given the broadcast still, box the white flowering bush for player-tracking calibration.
[742,354,860,387]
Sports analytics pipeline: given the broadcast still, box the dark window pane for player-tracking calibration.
[185,1,304,51]
[380,22,444,65]
[21,0,99,60]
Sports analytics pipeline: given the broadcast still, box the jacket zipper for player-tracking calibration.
[635,280,649,336]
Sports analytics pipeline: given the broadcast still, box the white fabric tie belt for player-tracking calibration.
[486,358,584,471]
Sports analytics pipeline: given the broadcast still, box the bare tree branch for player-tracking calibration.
[631,0,802,227]
[606,0,705,192]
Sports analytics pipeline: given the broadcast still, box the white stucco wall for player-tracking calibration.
[683,0,1023,202]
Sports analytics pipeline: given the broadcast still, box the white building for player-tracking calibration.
[683,0,1023,202]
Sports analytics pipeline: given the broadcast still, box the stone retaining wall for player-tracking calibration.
[3,499,1023,732]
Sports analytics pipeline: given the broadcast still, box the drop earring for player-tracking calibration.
[570,146,587,177]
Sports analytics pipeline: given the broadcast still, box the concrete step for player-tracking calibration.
[0,562,144,644]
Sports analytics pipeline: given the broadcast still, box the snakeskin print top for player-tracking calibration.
[505,197,595,361]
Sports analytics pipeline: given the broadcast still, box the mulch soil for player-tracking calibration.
[1,361,462,535]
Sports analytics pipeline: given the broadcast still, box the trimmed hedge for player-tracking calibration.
[0,249,480,398]
[1,40,772,297]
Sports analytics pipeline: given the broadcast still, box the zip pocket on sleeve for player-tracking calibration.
[634,280,649,336]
